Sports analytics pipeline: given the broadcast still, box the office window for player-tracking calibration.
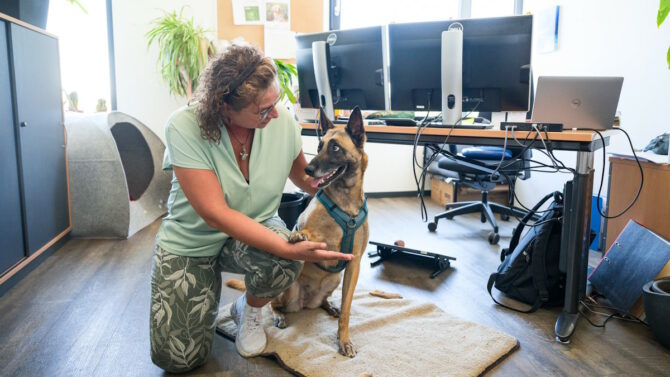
[336,0,519,29]
[339,0,459,29]
[47,0,111,113]
[471,0,516,18]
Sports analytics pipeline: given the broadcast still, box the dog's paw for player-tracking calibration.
[288,231,308,244]
[338,340,357,358]
[274,314,287,329]
[322,304,341,318]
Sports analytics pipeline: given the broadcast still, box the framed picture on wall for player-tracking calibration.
[233,0,264,25]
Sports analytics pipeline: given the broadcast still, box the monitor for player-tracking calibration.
[388,15,533,113]
[295,26,386,115]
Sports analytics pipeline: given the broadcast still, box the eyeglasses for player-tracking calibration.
[258,96,281,122]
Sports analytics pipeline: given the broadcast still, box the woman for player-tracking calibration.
[150,45,352,373]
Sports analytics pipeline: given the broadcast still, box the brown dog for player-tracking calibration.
[271,107,369,357]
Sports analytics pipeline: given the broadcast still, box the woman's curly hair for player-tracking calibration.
[194,45,276,143]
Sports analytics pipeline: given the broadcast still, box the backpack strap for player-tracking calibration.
[529,214,555,304]
[487,273,543,313]
[504,191,556,260]
[530,194,564,304]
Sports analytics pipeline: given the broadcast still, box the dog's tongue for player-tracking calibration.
[311,176,325,188]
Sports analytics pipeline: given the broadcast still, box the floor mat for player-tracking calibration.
[217,290,518,377]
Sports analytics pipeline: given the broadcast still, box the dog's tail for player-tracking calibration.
[225,278,246,291]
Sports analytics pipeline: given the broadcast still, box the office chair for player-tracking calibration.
[427,145,532,245]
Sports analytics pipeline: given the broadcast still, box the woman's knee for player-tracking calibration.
[245,258,303,298]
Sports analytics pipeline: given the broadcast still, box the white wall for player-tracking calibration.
[514,0,670,207]
[111,0,217,141]
[111,1,670,196]
[112,0,419,194]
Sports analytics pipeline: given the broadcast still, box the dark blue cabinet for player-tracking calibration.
[0,18,70,283]
[10,22,70,255]
[0,20,25,275]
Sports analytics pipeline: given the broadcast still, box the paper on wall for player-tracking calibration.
[264,27,296,59]
[535,5,560,54]
[232,0,264,25]
[265,0,290,29]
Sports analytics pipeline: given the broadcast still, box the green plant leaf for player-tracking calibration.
[65,0,87,14]
[667,45,670,69]
[274,59,297,104]
[146,7,209,100]
[659,0,670,27]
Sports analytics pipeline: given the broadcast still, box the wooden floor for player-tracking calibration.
[1,197,668,376]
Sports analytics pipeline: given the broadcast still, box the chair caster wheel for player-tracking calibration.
[445,215,453,220]
[501,214,510,221]
[480,215,487,223]
[428,222,437,232]
[488,232,500,245]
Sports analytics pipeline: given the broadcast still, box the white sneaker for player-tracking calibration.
[230,294,267,357]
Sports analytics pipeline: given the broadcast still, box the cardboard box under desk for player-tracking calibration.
[430,176,509,207]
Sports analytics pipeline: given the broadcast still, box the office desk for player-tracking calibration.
[302,123,610,343]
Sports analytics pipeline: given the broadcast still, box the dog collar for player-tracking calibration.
[314,189,368,273]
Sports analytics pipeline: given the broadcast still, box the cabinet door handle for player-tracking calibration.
[20,121,27,127]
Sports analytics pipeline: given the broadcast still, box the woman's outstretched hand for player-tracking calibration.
[284,241,354,262]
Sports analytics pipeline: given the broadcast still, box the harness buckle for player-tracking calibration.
[347,218,357,228]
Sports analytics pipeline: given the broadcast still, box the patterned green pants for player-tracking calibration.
[150,216,303,373]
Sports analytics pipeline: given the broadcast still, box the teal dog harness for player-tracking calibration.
[314,189,368,273]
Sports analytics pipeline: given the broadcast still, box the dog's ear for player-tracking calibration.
[345,106,365,148]
[318,107,334,135]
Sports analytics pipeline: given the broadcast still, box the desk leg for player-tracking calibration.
[555,151,594,343]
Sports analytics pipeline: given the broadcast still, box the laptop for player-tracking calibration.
[531,76,624,130]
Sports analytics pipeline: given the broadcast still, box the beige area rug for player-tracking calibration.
[216,290,519,377]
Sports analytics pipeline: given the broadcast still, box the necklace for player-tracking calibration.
[227,127,252,160]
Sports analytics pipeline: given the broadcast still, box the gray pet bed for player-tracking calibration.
[65,112,170,238]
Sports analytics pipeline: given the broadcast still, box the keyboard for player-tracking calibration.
[378,118,417,127]
[425,122,494,130]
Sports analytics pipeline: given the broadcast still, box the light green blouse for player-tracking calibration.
[156,104,302,257]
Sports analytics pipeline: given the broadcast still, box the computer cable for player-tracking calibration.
[315,109,323,141]
[578,299,647,329]
[411,94,434,222]
[541,127,576,175]
[496,126,576,217]
[420,102,483,207]
[576,127,643,219]
[509,126,559,169]
[497,128,553,213]
[496,170,565,226]
[507,125,571,174]
[488,126,510,182]
[499,127,642,225]
[413,99,482,222]
[498,161,574,174]
[533,124,563,170]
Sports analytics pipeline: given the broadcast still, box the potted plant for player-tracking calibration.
[146,7,214,102]
[274,59,298,104]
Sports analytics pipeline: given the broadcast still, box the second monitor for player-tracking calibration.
[295,26,386,116]
[388,15,533,114]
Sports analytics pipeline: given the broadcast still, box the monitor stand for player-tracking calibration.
[312,41,335,121]
[440,23,463,126]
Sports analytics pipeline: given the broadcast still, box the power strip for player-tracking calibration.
[500,122,564,132]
